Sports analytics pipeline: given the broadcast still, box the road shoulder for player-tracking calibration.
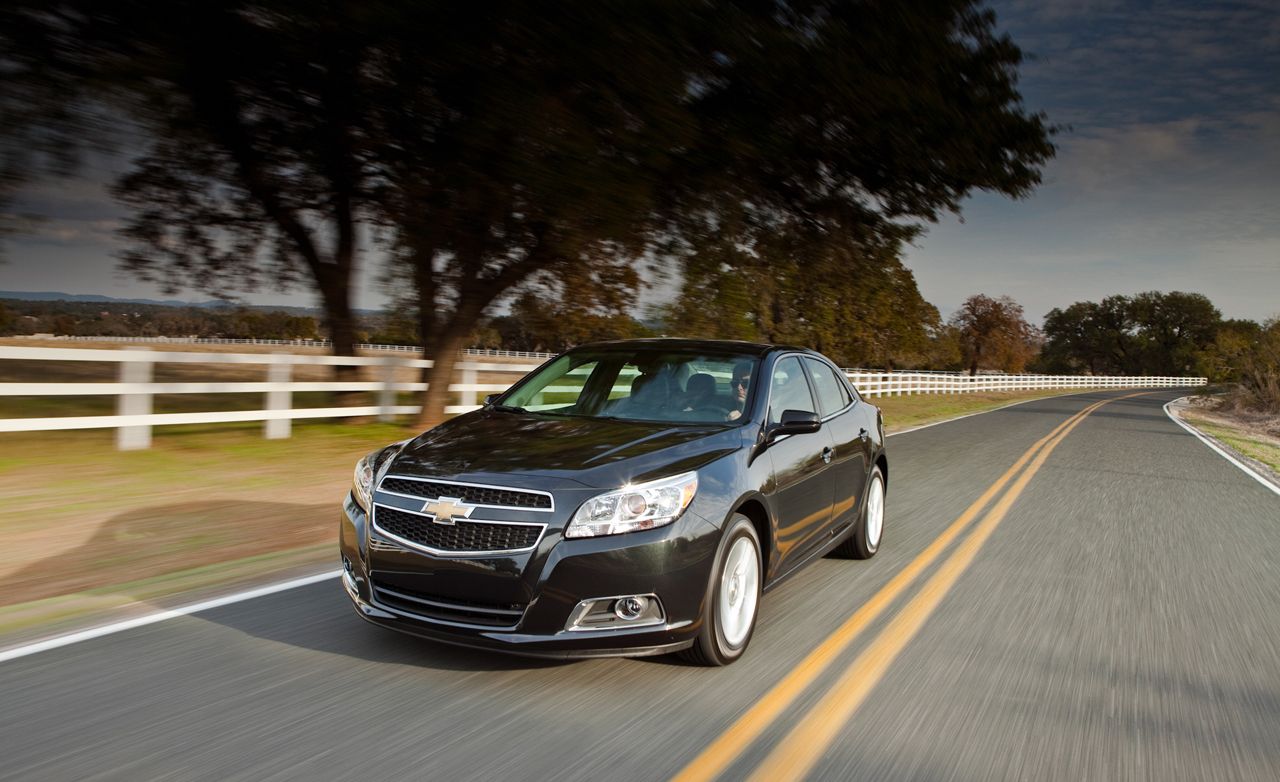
[1166,396,1280,495]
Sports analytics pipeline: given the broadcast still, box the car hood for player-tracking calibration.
[388,409,744,490]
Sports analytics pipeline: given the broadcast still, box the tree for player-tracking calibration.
[3,1,381,377]
[660,225,942,369]
[1236,319,1280,413]
[491,291,652,354]
[1042,292,1222,376]
[1128,291,1221,375]
[950,294,1036,375]
[9,0,1055,426]
[1202,319,1263,383]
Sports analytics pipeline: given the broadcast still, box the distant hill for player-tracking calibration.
[0,290,353,317]
[0,290,226,308]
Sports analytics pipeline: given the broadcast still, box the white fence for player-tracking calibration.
[0,345,1206,450]
[19,334,558,359]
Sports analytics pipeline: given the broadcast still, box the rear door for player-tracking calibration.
[804,357,866,535]
[765,355,837,576]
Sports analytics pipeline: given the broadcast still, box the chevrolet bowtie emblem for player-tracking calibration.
[422,497,476,525]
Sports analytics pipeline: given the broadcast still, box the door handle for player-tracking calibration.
[821,446,834,464]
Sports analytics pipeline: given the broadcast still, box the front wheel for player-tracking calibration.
[835,465,884,560]
[681,515,761,666]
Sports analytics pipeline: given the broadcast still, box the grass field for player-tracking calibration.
[1180,411,1280,475]
[0,369,1083,641]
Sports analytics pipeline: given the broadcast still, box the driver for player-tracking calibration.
[726,361,753,421]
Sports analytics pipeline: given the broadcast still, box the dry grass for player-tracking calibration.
[1180,396,1280,475]
[874,389,1071,432]
[0,422,415,610]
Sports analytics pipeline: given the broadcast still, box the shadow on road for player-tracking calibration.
[192,579,574,672]
[1,499,334,606]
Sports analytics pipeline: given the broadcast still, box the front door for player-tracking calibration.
[765,356,836,576]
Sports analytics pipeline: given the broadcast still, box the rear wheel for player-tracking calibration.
[835,466,884,560]
[681,515,761,666]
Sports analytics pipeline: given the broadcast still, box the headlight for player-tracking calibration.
[352,439,410,511]
[352,452,376,511]
[565,471,698,539]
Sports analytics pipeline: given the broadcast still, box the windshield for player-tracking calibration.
[499,347,760,425]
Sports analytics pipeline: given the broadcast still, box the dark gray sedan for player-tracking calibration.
[340,339,887,665]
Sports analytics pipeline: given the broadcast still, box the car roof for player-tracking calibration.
[571,337,817,357]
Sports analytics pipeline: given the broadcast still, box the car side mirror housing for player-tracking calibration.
[483,394,500,406]
[767,409,821,441]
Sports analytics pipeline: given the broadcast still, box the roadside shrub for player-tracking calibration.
[1223,318,1280,417]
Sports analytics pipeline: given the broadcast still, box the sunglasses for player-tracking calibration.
[732,378,751,388]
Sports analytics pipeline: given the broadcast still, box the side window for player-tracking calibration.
[767,356,817,425]
[805,358,852,416]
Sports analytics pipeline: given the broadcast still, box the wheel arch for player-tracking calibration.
[732,497,772,581]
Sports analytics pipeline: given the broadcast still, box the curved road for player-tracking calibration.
[3,390,1278,781]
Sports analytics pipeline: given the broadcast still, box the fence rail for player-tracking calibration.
[0,345,1206,450]
[12,334,558,359]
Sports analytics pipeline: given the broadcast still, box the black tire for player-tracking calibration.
[680,515,762,666]
[834,466,885,560]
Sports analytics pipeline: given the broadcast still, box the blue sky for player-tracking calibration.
[3,0,1278,323]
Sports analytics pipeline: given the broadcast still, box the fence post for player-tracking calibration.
[379,357,397,422]
[117,349,153,450]
[264,354,291,439]
[460,366,478,409]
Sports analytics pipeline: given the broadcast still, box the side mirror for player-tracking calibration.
[767,409,821,441]
[483,394,500,406]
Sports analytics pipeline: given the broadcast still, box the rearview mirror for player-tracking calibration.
[767,409,821,441]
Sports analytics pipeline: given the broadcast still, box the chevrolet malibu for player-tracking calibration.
[340,339,887,665]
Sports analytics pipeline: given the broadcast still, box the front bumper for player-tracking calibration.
[339,492,720,658]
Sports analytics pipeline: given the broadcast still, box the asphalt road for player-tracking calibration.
[2,389,1278,781]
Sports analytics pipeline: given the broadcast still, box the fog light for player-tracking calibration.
[566,593,664,631]
[341,556,358,593]
[614,596,648,620]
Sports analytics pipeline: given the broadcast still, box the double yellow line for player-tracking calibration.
[673,392,1147,782]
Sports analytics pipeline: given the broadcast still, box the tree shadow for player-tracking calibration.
[1,497,576,671]
[1,499,336,605]
[191,577,574,672]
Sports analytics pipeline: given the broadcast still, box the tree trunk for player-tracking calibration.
[416,327,470,430]
[314,269,362,405]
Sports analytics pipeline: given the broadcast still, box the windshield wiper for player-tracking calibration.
[490,404,528,414]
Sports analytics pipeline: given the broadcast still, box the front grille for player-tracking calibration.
[371,579,526,628]
[375,506,544,553]
[379,477,552,509]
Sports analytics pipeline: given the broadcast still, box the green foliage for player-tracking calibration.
[488,295,653,354]
[1231,319,1280,413]
[1041,291,1224,377]
[660,225,942,368]
[1202,319,1263,382]
[471,256,654,352]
